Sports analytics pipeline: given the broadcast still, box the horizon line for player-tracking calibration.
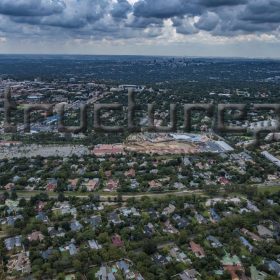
[0,53,279,61]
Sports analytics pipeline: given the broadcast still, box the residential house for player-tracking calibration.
[239,236,254,252]
[116,260,130,275]
[130,179,140,190]
[148,208,159,219]
[6,215,23,226]
[210,208,221,223]
[257,225,273,239]
[222,253,244,280]
[87,215,102,229]
[194,212,208,224]
[84,178,100,192]
[218,176,230,185]
[36,201,46,212]
[250,265,267,280]
[150,169,158,174]
[207,236,222,248]
[60,242,78,256]
[163,220,179,234]
[143,223,155,237]
[48,226,65,238]
[95,266,116,280]
[41,247,53,260]
[170,247,190,264]
[148,180,162,190]
[88,240,102,250]
[7,252,31,274]
[172,214,188,229]
[67,178,79,191]
[205,197,241,207]
[108,212,122,225]
[68,243,78,256]
[28,231,44,242]
[190,241,205,258]
[162,204,176,216]
[112,234,124,247]
[267,199,278,205]
[5,199,20,214]
[179,269,199,280]
[264,260,280,277]
[120,207,140,217]
[241,228,262,242]
[46,178,57,191]
[183,157,192,166]
[173,182,186,190]
[152,253,171,266]
[4,236,22,250]
[104,179,119,192]
[4,183,15,191]
[70,220,83,232]
[36,212,49,223]
[247,201,260,212]
[81,203,98,212]
[125,169,136,178]
[53,201,77,216]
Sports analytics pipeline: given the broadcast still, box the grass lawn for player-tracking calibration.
[0,231,7,238]
[258,185,280,194]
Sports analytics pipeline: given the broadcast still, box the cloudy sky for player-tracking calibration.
[0,0,280,58]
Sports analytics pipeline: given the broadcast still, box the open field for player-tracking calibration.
[257,185,280,194]
[0,189,205,201]
[126,140,197,154]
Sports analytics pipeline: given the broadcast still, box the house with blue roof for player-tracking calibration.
[68,243,77,256]
[264,260,280,277]
[240,236,254,252]
[116,260,130,274]
[36,212,49,223]
[45,115,60,125]
[210,208,221,223]
[207,235,222,248]
[6,215,23,226]
[41,247,53,260]
[70,220,83,232]
[87,215,102,229]
[4,235,22,250]
[172,214,189,229]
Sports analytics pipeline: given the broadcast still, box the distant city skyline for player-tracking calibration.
[0,0,280,58]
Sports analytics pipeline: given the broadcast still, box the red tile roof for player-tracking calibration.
[112,234,123,247]
[190,241,205,257]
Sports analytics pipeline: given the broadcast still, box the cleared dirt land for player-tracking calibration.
[126,140,198,154]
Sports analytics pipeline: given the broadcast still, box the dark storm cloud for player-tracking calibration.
[239,0,280,23]
[198,0,248,8]
[0,0,65,17]
[126,17,163,29]
[8,0,112,29]
[172,17,198,35]
[111,0,132,19]
[133,0,202,19]
[0,0,279,41]
[132,0,248,19]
